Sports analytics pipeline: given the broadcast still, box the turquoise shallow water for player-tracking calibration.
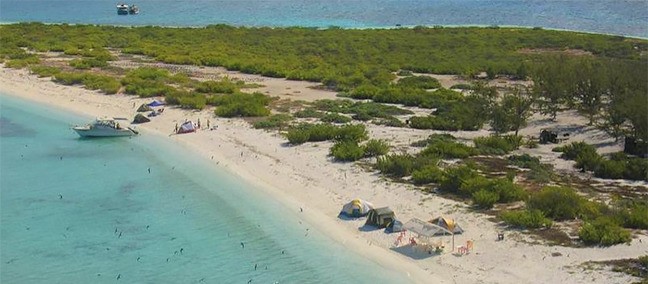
[1,0,646,38]
[0,94,410,283]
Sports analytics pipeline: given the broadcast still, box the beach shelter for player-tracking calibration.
[365,207,395,228]
[137,104,153,112]
[132,113,151,124]
[403,218,452,237]
[177,121,196,134]
[386,219,404,233]
[147,100,165,107]
[429,217,463,235]
[340,199,374,217]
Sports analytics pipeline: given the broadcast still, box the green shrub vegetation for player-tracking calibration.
[500,209,553,229]
[211,92,271,117]
[285,123,367,145]
[293,107,325,118]
[69,58,108,69]
[29,65,61,77]
[53,71,120,94]
[473,135,522,155]
[321,113,352,124]
[2,23,645,93]
[252,114,293,129]
[527,186,593,221]
[330,141,365,162]
[122,67,178,98]
[579,217,631,246]
[372,116,406,127]
[411,165,444,185]
[396,75,441,89]
[556,142,647,181]
[376,154,416,178]
[195,78,241,94]
[363,139,390,157]
[419,138,477,159]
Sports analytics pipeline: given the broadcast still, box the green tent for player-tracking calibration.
[365,207,395,228]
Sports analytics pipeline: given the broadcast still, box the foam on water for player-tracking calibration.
[0,0,646,38]
[0,94,410,283]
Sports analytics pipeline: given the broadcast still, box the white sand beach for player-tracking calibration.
[1,66,646,284]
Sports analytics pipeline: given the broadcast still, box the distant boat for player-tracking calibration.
[129,4,139,15]
[73,117,138,137]
[117,3,129,15]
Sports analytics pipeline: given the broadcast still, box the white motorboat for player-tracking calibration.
[129,4,139,14]
[73,117,138,137]
[117,3,129,15]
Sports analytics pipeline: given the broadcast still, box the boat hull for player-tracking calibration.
[73,127,136,137]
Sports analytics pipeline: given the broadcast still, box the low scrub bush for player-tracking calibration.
[508,154,541,168]
[396,75,441,89]
[472,189,499,209]
[556,142,597,160]
[500,209,552,229]
[372,116,406,127]
[527,186,589,220]
[294,107,324,118]
[376,154,416,178]
[473,135,522,155]
[411,165,444,185]
[411,134,457,147]
[613,203,648,229]
[284,123,367,145]
[321,113,352,123]
[212,92,271,117]
[195,78,240,94]
[253,114,293,129]
[449,83,473,90]
[439,164,479,194]
[53,72,120,94]
[420,139,477,159]
[69,58,108,69]
[363,139,390,157]
[330,141,365,162]
[579,217,631,246]
[29,65,61,77]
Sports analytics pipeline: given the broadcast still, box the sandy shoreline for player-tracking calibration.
[1,67,646,284]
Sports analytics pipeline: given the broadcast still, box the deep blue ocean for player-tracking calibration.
[0,94,409,283]
[0,0,647,38]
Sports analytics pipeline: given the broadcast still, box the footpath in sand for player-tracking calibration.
[2,67,646,284]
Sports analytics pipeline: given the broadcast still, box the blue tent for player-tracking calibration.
[147,100,165,107]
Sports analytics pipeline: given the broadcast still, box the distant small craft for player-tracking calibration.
[73,117,138,137]
[129,4,139,14]
[116,3,139,15]
[116,3,129,15]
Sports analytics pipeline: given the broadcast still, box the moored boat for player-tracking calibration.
[73,117,138,137]
[117,3,129,15]
[129,4,139,14]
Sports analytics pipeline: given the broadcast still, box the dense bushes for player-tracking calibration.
[252,114,293,129]
[321,113,352,123]
[363,139,390,157]
[53,71,120,94]
[69,58,108,69]
[419,137,477,159]
[508,154,555,182]
[376,154,416,178]
[165,92,207,109]
[473,135,522,155]
[293,107,325,118]
[2,23,644,92]
[211,92,271,117]
[195,78,241,94]
[330,139,390,162]
[122,67,178,97]
[411,165,444,185]
[29,65,61,77]
[285,123,368,145]
[527,186,591,220]
[500,209,553,229]
[555,142,648,181]
[579,217,631,246]
[312,99,413,119]
[396,75,441,89]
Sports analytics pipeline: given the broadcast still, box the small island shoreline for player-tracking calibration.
[2,66,645,284]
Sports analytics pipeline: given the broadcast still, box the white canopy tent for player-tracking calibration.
[402,218,452,238]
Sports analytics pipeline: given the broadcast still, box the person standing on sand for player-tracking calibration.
[174,123,178,133]
[207,119,210,129]
[197,119,201,129]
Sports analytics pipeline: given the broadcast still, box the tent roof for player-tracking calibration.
[372,207,394,215]
[403,218,452,237]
